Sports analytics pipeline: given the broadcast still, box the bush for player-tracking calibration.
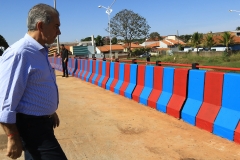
[229,53,240,62]
[137,52,240,68]
[222,51,230,62]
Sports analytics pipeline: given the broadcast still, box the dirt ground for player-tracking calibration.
[1,70,240,160]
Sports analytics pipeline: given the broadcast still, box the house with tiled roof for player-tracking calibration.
[158,35,186,51]
[182,30,240,52]
[147,42,160,48]
[145,42,163,52]
[140,41,158,48]
[96,45,125,54]
[231,33,240,50]
[201,31,240,51]
[215,31,240,49]
[122,42,143,52]
[48,45,73,57]
[143,35,186,52]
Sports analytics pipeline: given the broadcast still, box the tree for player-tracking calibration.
[95,35,103,46]
[236,26,240,30]
[219,32,234,53]
[178,44,184,51]
[149,32,161,41]
[0,35,9,49]
[110,9,150,56]
[191,32,203,54]
[101,36,117,45]
[81,37,92,41]
[111,37,118,44]
[132,47,151,57]
[204,34,215,50]
[179,34,192,43]
[102,36,109,45]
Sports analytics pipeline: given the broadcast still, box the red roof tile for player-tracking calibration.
[123,43,143,48]
[156,48,170,51]
[97,45,124,52]
[146,42,160,47]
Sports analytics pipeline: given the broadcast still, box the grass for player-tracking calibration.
[136,51,240,73]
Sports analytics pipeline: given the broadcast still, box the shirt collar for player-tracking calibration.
[24,33,45,51]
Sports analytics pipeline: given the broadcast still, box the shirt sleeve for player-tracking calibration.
[0,51,29,123]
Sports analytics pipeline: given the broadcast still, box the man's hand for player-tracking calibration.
[6,135,23,159]
[0,123,22,159]
[51,112,60,128]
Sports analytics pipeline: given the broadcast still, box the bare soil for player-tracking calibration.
[0,71,240,160]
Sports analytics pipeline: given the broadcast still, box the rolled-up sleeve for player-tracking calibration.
[0,51,29,123]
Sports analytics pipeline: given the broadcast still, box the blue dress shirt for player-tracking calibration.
[0,34,59,123]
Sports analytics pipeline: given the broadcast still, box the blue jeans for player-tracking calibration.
[16,113,67,160]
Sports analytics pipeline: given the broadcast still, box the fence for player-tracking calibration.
[49,57,240,144]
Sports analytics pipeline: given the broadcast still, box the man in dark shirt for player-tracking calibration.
[60,44,68,77]
[146,53,150,65]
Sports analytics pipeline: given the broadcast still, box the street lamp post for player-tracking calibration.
[229,9,240,15]
[54,0,60,54]
[98,0,116,62]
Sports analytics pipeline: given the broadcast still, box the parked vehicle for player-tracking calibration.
[211,47,232,51]
[139,52,151,58]
[193,48,209,52]
[184,47,193,52]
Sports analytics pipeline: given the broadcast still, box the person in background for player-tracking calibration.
[60,44,69,77]
[146,53,151,65]
[0,3,67,160]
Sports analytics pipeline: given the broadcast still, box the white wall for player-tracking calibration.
[95,47,101,54]
[165,35,177,40]
[159,41,168,48]
[140,41,158,47]
[69,46,73,54]
[171,46,179,52]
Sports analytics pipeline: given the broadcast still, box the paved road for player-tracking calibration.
[0,71,240,160]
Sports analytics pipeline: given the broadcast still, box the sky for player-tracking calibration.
[0,0,240,45]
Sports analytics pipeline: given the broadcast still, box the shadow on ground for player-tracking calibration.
[0,134,7,150]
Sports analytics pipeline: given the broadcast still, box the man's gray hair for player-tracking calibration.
[27,3,59,31]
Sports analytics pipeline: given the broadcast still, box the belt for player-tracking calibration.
[17,113,52,119]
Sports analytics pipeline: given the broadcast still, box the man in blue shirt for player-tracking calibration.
[0,3,67,160]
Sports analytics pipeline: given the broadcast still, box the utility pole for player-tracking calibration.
[54,0,60,54]
[177,30,179,44]
[98,0,116,62]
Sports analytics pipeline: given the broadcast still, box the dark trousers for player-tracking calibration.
[16,113,67,160]
[62,61,68,76]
